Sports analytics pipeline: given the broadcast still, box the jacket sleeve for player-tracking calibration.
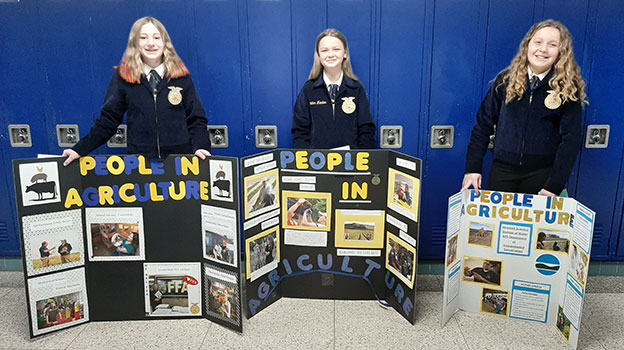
[183,77,211,152]
[292,86,311,148]
[72,71,127,156]
[356,83,377,149]
[465,78,504,174]
[543,100,583,194]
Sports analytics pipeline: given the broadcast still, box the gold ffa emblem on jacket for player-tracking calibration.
[544,90,562,110]
[341,97,356,114]
[168,86,183,105]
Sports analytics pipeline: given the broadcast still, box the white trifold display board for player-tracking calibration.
[441,190,595,350]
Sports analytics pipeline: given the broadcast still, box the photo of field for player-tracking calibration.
[33,253,80,269]
[536,229,570,254]
[468,222,494,247]
[343,222,375,241]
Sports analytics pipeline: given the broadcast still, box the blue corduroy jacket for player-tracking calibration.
[466,70,583,194]
[291,75,377,149]
[73,69,211,158]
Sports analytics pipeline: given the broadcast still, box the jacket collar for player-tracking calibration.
[311,73,358,89]
[534,69,555,90]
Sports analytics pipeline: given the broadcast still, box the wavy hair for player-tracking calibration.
[308,29,358,81]
[118,17,189,84]
[499,19,587,105]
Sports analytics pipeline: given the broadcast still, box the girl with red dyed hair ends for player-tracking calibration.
[63,17,211,164]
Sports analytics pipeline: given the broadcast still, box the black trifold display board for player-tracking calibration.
[13,155,243,338]
[242,149,422,324]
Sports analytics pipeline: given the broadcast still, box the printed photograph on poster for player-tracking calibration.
[244,168,279,219]
[204,265,240,326]
[385,232,416,288]
[446,235,458,267]
[202,205,237,267]
[536,229,570,254]
[18,161,61,206]
[468,221,494,247]
[282,190,331,231]
[569,244,589,286]
[463,257,502,287]
[85,207,144,261]
[334,210,384,248]
[245,226,279,281]
[481,288,509,316]
[144,263,202,317]
[22,210,84,276]
[209,159,234,202]
[557,305,571,340]
[27,268,89,336]
[386,168,420,222]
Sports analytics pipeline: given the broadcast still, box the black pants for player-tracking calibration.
[488,159,551,194]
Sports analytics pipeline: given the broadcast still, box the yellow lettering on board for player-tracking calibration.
[64,188,83,208]
[149,183,164,201]
[356,152,369,171]
[296,151,309,169]
[80,157,96,176]
[200,181,210,200]
[351,182,368,199]
[98,186,115,206]
[169,181,186,200]
[106,156,125,175]
[138,156,152,175]
[119,183,136,203]
[180,157,199,176]
[327,153,342,171]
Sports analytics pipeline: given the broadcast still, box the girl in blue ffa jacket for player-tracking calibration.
[63,17,211,165]
[291,29,376,149]
[462,20,587,197]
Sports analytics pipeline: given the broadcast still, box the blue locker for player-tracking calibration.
[574,0,624,260]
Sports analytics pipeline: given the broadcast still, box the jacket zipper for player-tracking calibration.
[153,88,161,159]
[520,85,536,165]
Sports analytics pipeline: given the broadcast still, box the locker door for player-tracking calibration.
[574,0,624,259]
[377,0,428,153]
[0,1,49,256]
[192,0,247,156]
[419,0,490,259]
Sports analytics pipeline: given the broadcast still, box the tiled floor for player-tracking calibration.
[1,271,621,350]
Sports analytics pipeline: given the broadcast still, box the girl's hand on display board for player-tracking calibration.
[62,149,80,166]
[538,188,556,197]
[194,149,211,160]
[461,173,482,194]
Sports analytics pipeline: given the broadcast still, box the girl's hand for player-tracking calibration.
[194,149,211,160]
[461,173,482,193]
[538,188,556,197]
[62,149,81,166]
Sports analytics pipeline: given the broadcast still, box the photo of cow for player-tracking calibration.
[19,161,62,206]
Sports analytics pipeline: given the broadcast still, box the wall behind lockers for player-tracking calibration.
[1,0,623,260]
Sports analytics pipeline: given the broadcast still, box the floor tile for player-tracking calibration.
[335,292,467,350]
[199,297,334,350]
[0,271,25,287]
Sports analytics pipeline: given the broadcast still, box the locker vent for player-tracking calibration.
[591,224,603,248]
[431,224,446,246]
[0,222,7,241]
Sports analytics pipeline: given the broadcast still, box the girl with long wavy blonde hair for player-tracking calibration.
[462,20,586,197]
[118,17,189,84]
[500,19,587,105]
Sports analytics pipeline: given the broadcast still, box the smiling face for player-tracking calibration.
[527,26,560,74]
[317,36,346,73]
[139,22,164,68]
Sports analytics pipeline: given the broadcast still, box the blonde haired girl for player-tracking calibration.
[462,20,586,196]
[63,17,211,164]
[292,29,376,149]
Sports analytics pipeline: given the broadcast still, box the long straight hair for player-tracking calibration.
[118,17,189,84]
[308,29,358,81]
[500,19,587,104]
